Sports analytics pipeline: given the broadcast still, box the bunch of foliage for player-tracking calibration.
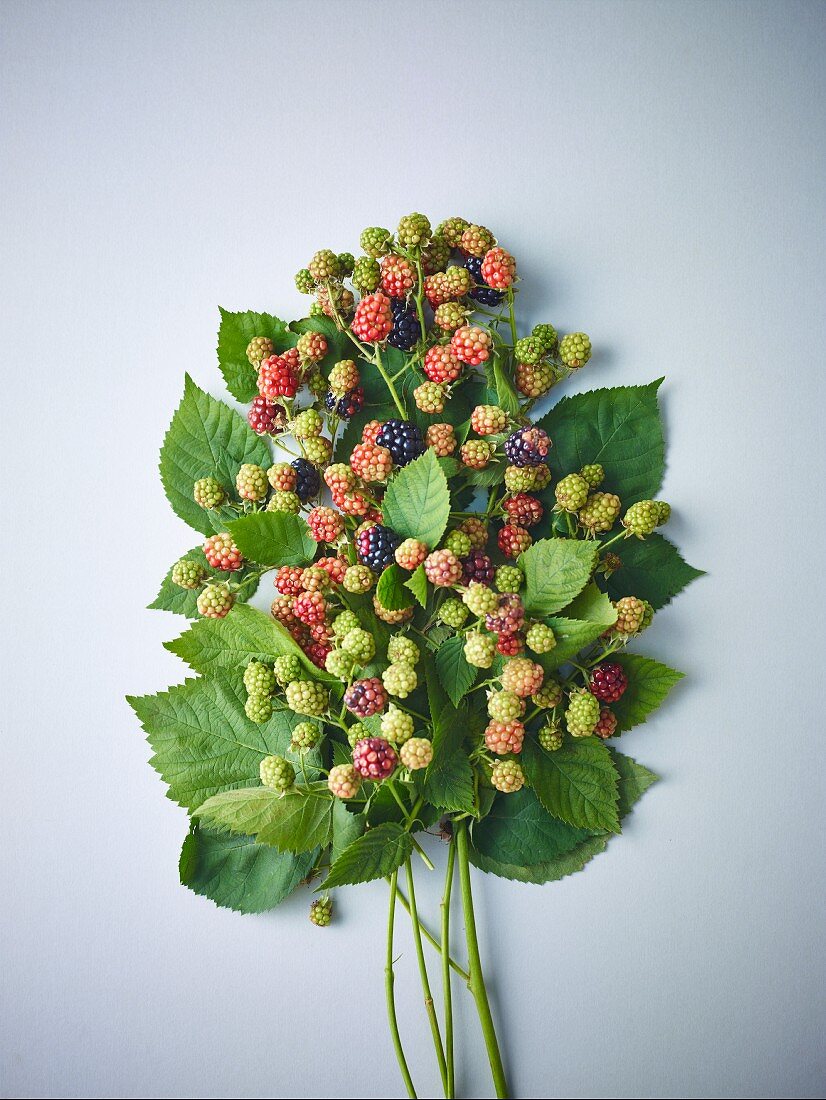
[129,213,701,1099]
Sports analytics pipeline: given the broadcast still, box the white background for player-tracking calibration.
[2,1,825,1097]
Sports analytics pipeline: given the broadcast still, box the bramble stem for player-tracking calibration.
[405,859,449,1096]
[386,870,417,1099]
[441,839,457,1098]
[455,819,509,1099]
[374,343,407,418]
[391,881,470,981]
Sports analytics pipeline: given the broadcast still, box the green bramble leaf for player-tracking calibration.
[179,825,315,913]
[195,785,333,854]
[164,603,330,681]
[421,655,475,813]
[331,801,366,863]
[461,460,504,487]
[536,381,665,505]
[159,375,271,536]
[217,308,294,402]
[434,634,478,708]
[610,749,659,813]
[321,822,414,888]
[563,582,618,625]
[227,511,315,566]
[404,564,429,608]
[127,671,307,811]
[610,654,684,732]
[382,448,451,547]
[522,737,620,834]
[485,354,520,415]
[535,617,610,672]
[376,564,414,611]
[519,538,599,617]
[605,532,704,610]
[148,546,260,617]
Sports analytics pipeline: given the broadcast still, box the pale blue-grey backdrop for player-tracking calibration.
[2,1,824,1097]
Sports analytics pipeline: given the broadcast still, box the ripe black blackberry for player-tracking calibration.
[376,419,425,467]
[356,524,401,572]
[461,549,495,586]
[464,255,504,306]
[291,457,321,502]
[324,386,365,419]
[387,300,420,350]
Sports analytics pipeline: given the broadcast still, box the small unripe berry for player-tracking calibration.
[491,758,525,793]
[260,754,295,791]
[400,737,433,770]
[328,763,361,799]
[171,558,205,590]
[309,897,333,926]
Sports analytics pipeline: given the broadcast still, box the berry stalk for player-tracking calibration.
[374,343,407,419]
[386,869,417,1099]
[455,819,509,1100]
[405,858,449,1097]
[441,839,457,1099]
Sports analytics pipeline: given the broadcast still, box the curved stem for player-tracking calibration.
[405,859,449,1096]
[441,839,457,1098]
[386,870,417,1099]
[374,343,407,418]
[455,819,509,1099]
[391,881,469,981]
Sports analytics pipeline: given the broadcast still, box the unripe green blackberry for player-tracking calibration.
[559,332,592,368]
[460,223,495,258]
[260,754,295,791]
[501,656,544,698]
[308,301,324,317]
[273,654,302,685]
[327,763,361,799]
[352,255,381,293]
[513,335,546,365]
[309,249,341,281]
[244,660,276,697]
[463,582,499,618]
[359,227,392,258]
[309,896,332,926]
[614,596,646,635]
[413,381,446,414]
[531,323,558,354]
[533,677,563,708]
[387,635,420,666]
[464,631,496,668]
[343,564,374,594]
[341,627,376,664]
[578,492,621,533]
[495,565,523,593]
[433,301,468,331]
[295,268,315,294]
[439,598,468,628]
[285,680,329,717]
[246,335,274,364]
[538,723,563,752]
[381,704,414,744]
[471,404,509,436]
[267,490,301,514]
[526,623,556,654]
[245,694,273,723]
[491,759,525,793]
[325,649,355,680]
[444,530,472,558]
[504,465,550,493]
[302,436,333,466]
[337,252,355,276]
[622,500,659,538]
[400,737,433,770]
[382,662,418,699]
[332,610,360,638]
[236,463,268,502]
[301,565,331,593]
[171,558,205,589]
[267,462,297,492]
[307,368,327,397]
[290,720,322,752]
[328,359,360,396]
[193,476,226,509]
[555,473,590,512]
[565,690,600,737]
[196,583,234,619]
[436,216,469,247]
[487,690,525,722]
[397,212,431,249]
[640,599,655,631]
[460,439,495,469]
[580,463,604,488]
[421,232,451,274]
[347,721,370,747]
[654,501,671,525]
[515,360,555,399]
[291,408,324,439]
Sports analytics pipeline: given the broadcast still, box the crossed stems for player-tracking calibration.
[385,810,509,1100]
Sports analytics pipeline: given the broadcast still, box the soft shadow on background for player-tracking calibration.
[2,1,825,1097]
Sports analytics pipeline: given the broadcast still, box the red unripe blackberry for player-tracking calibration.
[485,593,525,636]
[484,719,525,755]
[258,354,299,399]
[450,325,492,366]
[294,590,327,625]
[480,247,516,289]
[594,707,618,739]
[274,565,304,595]
[203,533,243,571]
[306,641,332,669]
[352,737,398,780]
[380,255,417,298]
[459,517,489,549]
[307,506,345,543]
[350,441,393,482]
[351,292,393,343]
[344,677,388,717]
[316,555,348,585]
[589,662,628,702]
[498,523,532,558]
[423,345,464,384]
[503,493,544,528]
[497,633,524,656]
[247,395,284,435]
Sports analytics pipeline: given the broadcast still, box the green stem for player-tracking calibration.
[386,870,417,1099]
[507,288,518,346]
[375,343,407,418]
[441,839,457,1098]
[405,859,449,1096]
[455,820,509,1100]
[390,881,470,982]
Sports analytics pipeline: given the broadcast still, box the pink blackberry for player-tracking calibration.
[344,677,388,717]
[203,533,243,571]
[352,737,398,780]
[589,662,628,703]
